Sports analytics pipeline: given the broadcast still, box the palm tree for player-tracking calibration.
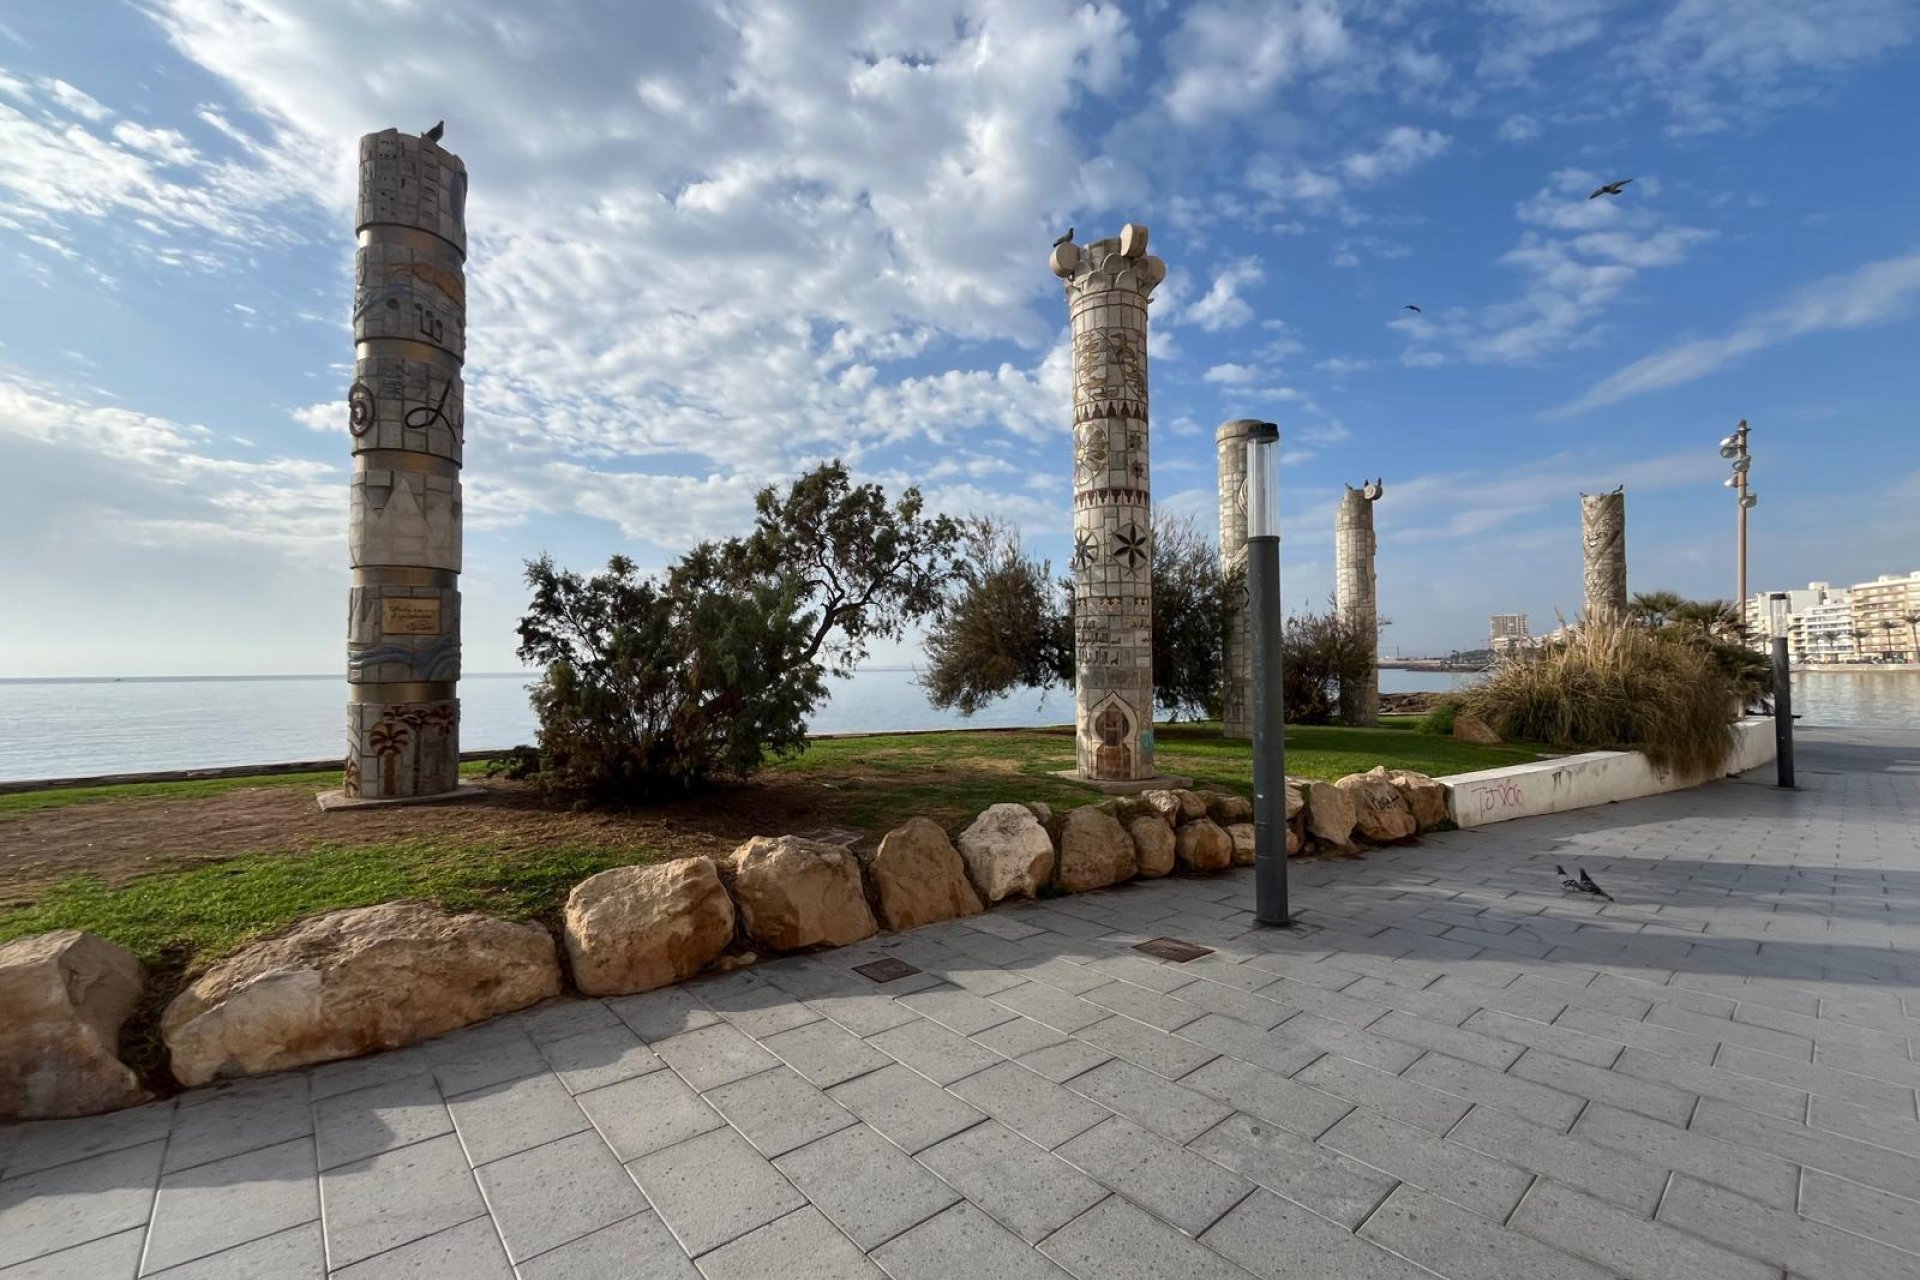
[1903,611,1920,665]
[1849,628,1872,664]
[1879,618,1900,661]
[1630,590,1685,629]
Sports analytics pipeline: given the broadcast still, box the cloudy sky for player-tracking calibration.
[1,0,1916,678]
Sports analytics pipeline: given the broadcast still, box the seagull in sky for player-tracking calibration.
[1588,178,1633,199]
[1403,304,1421,313]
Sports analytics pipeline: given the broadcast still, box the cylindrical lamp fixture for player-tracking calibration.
[1244,422,1290,927]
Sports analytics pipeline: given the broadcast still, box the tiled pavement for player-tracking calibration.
[4,725,1918,1278]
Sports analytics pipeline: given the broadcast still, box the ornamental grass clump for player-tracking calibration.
[1462,618,1736,781]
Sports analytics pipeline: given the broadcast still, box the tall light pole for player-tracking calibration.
[1718,421,1756,630]
[1245,422,1291,927]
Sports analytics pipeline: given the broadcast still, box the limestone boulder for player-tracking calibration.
[1284,779,1308,820]
[1384,768,1449,830]
[863,819,984,932]
[1303,781,1359,851]
[1056,808,1137,894]
[1,931,148,1120]
[955,804,1056,903]
[1142,789,1207,824]
[1128,816,1176,879]
[564,858,735,997]
[1226,822,1256,866]
[1205,792,1254,825]
[1174,818,1233,872]
[1453,712,1502,745]
[162,902,560,1088]
[1335,772,1418,843]
[1287,823,1304,856]
[726,836,877,952]
[1023,802,1054,826]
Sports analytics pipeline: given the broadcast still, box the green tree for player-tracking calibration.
[1903,611,1920,663]
[1629,590,1685,629]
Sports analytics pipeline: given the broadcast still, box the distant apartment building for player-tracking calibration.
[1488,613,1531,657]
[1850,571,1920,663]
[1744,583,1828,643]
[1792,594,1855,664]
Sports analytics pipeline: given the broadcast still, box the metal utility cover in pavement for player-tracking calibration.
[853,957,922,983]
[1133,937,1214,962]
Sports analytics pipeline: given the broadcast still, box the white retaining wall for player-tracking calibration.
[1441,719,1778,829]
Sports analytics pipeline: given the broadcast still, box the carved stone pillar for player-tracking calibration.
[1581,490,1628,623]
[1335,481,1384,726]
[1051,225,1166,782]
[343,126,467,800]
[1216,419,1260,740]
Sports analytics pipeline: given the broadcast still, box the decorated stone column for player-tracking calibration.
[1335,480,1384,727]
[1216,419,1260,740]
[1052,225,1167,782]
[1581,489,1627,623]
[342,126,467,800]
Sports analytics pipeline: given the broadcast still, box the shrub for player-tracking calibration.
[1416,699,1462,736]
[1461,618,1737,779]
[1277,607,1377,726]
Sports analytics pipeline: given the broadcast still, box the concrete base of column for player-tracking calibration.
[1050,769,1195,795]
[317,781,489,812]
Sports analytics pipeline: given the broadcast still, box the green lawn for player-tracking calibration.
[0,760,491,820]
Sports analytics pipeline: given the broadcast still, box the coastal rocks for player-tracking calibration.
[1336,772,1418,843]
[1128,816,1176,878]
[1285,780,1308,820]
[1143,789,1207,824]
[1055,807,1137,893]
[726,836,877,951]
[1453,712,1502,745]
[956,804,1056,903]
[1205,792,1254,825]
[1304,781,1359,851]
[864,819,984,932]
[0,931,148,1120]
[1226,822,1256,866]
[162,902,560,1087]
[1384,768,1448,830]
[1175,818,1233,872]
[564,858,735,997]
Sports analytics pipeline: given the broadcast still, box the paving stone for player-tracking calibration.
[869,1201,1073,1280]
[1517,1177,1776,1280]
[1799,1168,1920,1255]
[313,1072,452,1171]
[1508,1047,1698,1126]
[1572,1100,1799,1207]
[1077,979,1209,1032]
[478,1129,649,1263]
[1037,1195,1253,1280]
[1399,1050,1585,1130]
[1318,1107,1532,1222]
[306,1046,432,1103]
[705,1065,856,1157]
[1692,1097,1920,1196]
[1808,1094,1920,1157]
[949,1061,1110,1149]
[1660,1173,1920,1280]
[0,1100,175,1183]
[1066,1058,1233,1144]
[1017,1039,1115,1082]
[1179,1057,1352,1140]
[761,1018,890,1088]
[448,1070,590,1167]
[1055,1115,1250,1235]
[577,1068,723,1161]
[1462,1008,1622,1068]
[328,1217,512,1278]
[1292,1054,1469,1135]
[0,1140,163,1270]
[1646,1000,1816,1060]
[775,1124,958,1250]
[605,987,722,1043]
[0,1230,144,1280]
[807,990,923,1038]
[515,997,623,1046]
[1186,1113,1395,1230]
[515,1210,698,1279]
[826,1063,984,1154]
[867,1017,1003,1085]
[426,1021,549,1097]
[1173,1013,1322,1078]
[989,981,1110,1033]
[972,1015,1071,1060]
[1451,1102,1666,1213]
[1340,975,1483,1026]
[164,1075,312,1174]
[1716,1043,1916,1112]
[1368,1009,1523,1069]
[695,1206,882,1279]
[1163,976,1296,1030]
[144,1136,318,1274]
[652,1022,780,1091]
[320,1132,483,1269]
[917,1121,1107,1244]
[1200,1188,1436,1280]
[697,975,826,1039]
[629,1126,805,1257]
[144,1223,324,1279]
[1359,1183,1612,1280]
[537,1022,665,1095]
[898,984,1020,1036]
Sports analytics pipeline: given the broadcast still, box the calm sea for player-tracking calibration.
[0,667,1906,784]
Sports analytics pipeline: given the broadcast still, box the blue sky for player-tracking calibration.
[1,0,1916,678]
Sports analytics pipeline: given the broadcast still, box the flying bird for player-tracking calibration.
[1052,227,1075,247]
[1588,178,1633,199]
[1403,304,1422,313]
[425,120,445,142]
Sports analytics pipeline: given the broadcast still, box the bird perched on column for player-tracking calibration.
[425,120,445,142]
[1052,227,1075,247]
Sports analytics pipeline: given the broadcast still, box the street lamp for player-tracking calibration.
[1718,420,1756,627]
[1245,421,1291,927]
[1768,592,1795,788]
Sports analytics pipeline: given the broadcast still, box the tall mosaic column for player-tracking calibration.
[1335,480,1384,727]
[1581,490,1627,623]
[342,126,467,800]
[1052,225,1167,782]
[1216,419,1260,740]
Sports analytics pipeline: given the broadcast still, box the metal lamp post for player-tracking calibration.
[1245,422,1291,927]
[1769,592,1796,789]
[1718,421,1756,628]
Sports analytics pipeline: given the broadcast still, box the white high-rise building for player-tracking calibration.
[1792,593,1855,664]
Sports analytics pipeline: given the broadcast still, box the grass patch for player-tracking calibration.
[0,760,491,819]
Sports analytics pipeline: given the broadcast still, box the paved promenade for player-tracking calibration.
[3,727,1917,1278]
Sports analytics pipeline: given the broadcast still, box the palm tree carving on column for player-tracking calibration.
[368,719,410,796]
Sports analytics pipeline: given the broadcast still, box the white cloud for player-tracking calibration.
[1160,0,1354,125]
[1203,362,1262,385]
[1497,112,1540,141]
[1554,249,1920,415]
[1339,126,1450,184]
[1184,257,1265,331]
[40,78,114,122]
